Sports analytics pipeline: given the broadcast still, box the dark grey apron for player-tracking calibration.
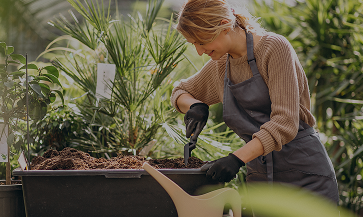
[222,31,339,203]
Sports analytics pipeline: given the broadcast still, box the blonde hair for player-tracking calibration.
[175,0,265,44]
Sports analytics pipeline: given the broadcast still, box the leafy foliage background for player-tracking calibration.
[1,0,363,215]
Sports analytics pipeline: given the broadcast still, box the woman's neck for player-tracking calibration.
[228,28,263,59]
[227,27,247,59]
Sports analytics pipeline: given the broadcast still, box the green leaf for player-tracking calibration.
[30,83,45,98]
[39,83,50,90]
[53,90,64,105]
[4,81,14,88]
[13,140,22,151]
[10,54,26,64]
[7,133,14,146]
[6,46,14,55]
[29,101,48,121]
[8,61,21,64]
[43,73,62,87]
[34,76,53,83]
[19,64,38,70]
[49,92,56,103]
[0,42,6,49]
[44,66,59,78]
[10,71,25,77]
[39,83,51,95]
[17,97,26,108]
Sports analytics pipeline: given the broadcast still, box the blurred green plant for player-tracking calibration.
[245,183,355,217]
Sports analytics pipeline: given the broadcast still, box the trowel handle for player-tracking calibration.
[184,137,197,166]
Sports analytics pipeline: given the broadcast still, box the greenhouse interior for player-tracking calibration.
[0,0,363,216]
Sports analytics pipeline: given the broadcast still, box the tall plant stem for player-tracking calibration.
[129,110,134,148]
[26,54,30,169]
[4,51,10,185]
[6,123,10,185]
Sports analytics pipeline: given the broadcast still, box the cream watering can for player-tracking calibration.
[143,162,242,217]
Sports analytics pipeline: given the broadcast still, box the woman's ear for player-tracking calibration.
[220,19,231,34]
[220,19,229,25]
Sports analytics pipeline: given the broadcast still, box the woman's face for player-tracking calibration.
[185,31,229,60]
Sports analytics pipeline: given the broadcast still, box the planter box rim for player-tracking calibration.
[13,167,205,178]
[0,184,22,191]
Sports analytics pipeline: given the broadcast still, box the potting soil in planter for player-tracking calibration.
[30,147,206,170]
[14,147,221,217]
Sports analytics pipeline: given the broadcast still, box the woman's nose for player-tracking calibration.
[195,45,205,56]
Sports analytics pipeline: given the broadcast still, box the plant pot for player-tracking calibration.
[0,123,9,162]
[13,168,220,217]
[0,182,26,217]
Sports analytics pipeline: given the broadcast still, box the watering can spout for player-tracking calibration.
[143,162,242,217]
[142,162,190,201]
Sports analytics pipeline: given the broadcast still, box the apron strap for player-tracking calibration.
[224,54,230,81]
[245,31,259,76]
[225,31,259,80]
[266,152,273,183]
[247,30,276,182]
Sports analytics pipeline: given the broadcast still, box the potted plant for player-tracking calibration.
[46,0,187,157]
[0,42,63,217]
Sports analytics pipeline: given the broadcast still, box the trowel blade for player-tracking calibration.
[184,142,189,166]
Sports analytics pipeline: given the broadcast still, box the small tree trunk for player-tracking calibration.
[0,123,11,185]
[6,160,10,185]
[6,125,10,185]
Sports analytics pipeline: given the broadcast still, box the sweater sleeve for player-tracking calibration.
[170,58,225,113]
[252,35,301,155]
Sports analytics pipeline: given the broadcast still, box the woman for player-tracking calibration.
[171,0,339,204]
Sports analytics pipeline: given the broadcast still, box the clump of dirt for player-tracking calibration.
[31,147,206,170]
[148,157,206,169]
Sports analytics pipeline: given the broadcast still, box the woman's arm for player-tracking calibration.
[233,138,264,163]
[171,56,227,113]
[179,93,264,163]
[176,93,203,114]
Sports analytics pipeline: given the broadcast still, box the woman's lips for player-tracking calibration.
[208,50,214,56]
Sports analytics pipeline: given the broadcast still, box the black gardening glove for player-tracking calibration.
[184,102,209,141]
[201,153,245,183]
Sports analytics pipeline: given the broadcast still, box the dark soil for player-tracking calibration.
[31,147,206,170]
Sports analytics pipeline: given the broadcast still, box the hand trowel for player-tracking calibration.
[184,135,197,166]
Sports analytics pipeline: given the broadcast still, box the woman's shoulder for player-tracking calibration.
[262,32,294,51]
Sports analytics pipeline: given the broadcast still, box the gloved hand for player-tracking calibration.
[184,102,209,140]
[201,153,245,182]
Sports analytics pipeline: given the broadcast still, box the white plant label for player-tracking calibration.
[0,124,8,162]
[96,63,116,99]
[18,151,28,171]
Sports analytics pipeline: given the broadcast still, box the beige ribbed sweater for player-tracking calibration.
[171,32,316,155]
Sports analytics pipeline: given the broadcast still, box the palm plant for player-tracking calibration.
[41,0,187,156]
